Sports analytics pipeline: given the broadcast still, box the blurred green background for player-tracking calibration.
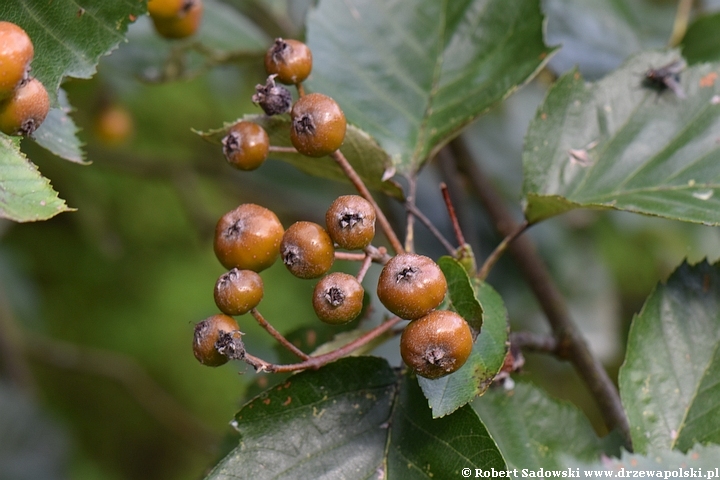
[2,1,720,479]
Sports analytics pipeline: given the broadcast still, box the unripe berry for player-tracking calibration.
[281,221,335,279]
[312,272,364,325]
[214,268,264,316]
[0,22,34,101]
[264,38,312,85]
[400,310,473,379]
[325,195,376,250]
[0,77,50,136]
[290,93,346,157]
[377,253,447,320]
[193,314,240,367]
[214,204,284,272]
[222,121,269,171]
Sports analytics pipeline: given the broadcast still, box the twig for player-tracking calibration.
[22,334,219,452]
[477,221,529,281]
[335,252,367,262]
[440,183,466,247]
[404,202,455,255]
[404,175,417,252]
[296,83,306,97]
[510,331,558,353]
[250,309,310,360]
[269,146,300,153]
[448,138,632,448]
[330,150,404,254]
[242,316,404,373]
[356,254,374,283]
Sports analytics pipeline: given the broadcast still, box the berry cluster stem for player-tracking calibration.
[250,308,310,360]
[241,316,403,373]
[330,149,405,255]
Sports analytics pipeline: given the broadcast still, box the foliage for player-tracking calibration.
[2,0,720,479]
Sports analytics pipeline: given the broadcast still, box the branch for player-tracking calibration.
[448,138,632,448]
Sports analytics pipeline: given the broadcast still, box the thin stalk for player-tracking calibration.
[477,221,529,281]
[251,308,310,360]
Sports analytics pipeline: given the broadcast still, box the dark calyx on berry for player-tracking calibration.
[252,75,292,116]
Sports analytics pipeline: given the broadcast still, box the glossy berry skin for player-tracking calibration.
[377,253,447,320]
[221,121,269,171]
[214,204,284,272]
[400,310,473,379]
[326,195,376,250]
[0,22,34,101]
[281,221,335,279]
[148,0,203,39]
[312,272,364,325]
[290,93,346,157]
[214,268,264,316]
[264,38,312,85]
[0,77,50,136]
[193,314,239,366]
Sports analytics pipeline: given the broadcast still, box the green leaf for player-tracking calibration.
[438,256,483,335]
[206,357,506,479]
[195,114,404,199]
[523,50,720,226]
[619,260,720,454]
[0,0,146,105]
[474,382,603,469]
[33,89,86,164]
[306,0,554,175]
[387,373,506,477]
[418,278,509,418]
[572,444,720,470]
[0,136,71,222]
[543,0,675,79]
[682,12,720,64]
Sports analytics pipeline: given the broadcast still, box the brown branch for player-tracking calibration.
[250,309,310,360]
[404,202,455,255]
[477,221,529,281]
[242,316,404,373]
[510,331,558,353]
[448,138,632,448]
[330,149,404,254]
[441,182,466,247]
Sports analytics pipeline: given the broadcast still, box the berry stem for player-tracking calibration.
[268,145,299,153]
[241,316,403,373]
[476,221,528,281]
[440,182,466,247]
[404,176,417,252]
[355,253,373,283]
[250,308,310,360]
[296,82,306,97]
[330,149,405,255]
[404,202,455,255]
[335,252,366,262]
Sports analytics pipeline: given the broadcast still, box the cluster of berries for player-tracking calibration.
[192,37,474,379]
[0,21,50,137]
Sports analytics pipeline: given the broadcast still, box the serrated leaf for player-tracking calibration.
[387,373,506,477]
[473,382,603,469]
[682,12,720,65]
[619,260,720,454]
[206,357,505,480]
[543,0,675,79]
[33,89,85,164]
[196,114,404,199]
[523,50,720,226]
[0,136,71,222]
[306,0,554,175]
[571,444,720,470]
[0,1,146,105]
[418,278,509,418]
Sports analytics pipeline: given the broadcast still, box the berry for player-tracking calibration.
[214,204,284,272]
[0,77,50,136]
[0,22,34,101]
[264,38,312,85]
[148,0,203,39]
[290,93,346,157]
[376,253,447,320]
[400,310,473,379]
[95,104,134,146]
[281,221,335,279]
[252,75,292,116]
[214,268,264,316]
[193,313,240,367]
[222,121,269,171]
[312,272,364,325]
[325,195,376,250]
